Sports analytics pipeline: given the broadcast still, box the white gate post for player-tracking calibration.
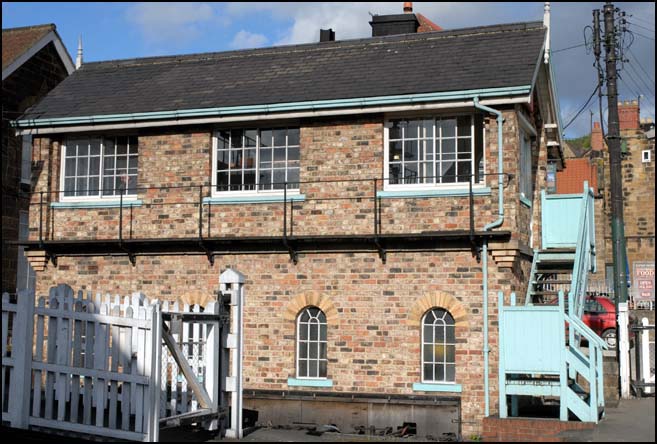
[12,289,35,429]
[147,302,162,442]
[640,317,653,395]
[618,302,631,399]
[203,301,221,431]
[220,268,245,439]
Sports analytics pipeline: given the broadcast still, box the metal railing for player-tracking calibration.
[28,172,512,248]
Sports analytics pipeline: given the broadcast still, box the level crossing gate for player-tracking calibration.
[1,269,244,441]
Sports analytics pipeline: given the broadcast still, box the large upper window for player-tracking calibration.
[62,136,138,198]
[296,307,328,379]
[214,127,300,194]
[386,115,484,187]
[422,308,456,383]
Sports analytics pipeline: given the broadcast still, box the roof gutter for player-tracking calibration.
[13,85,531,133]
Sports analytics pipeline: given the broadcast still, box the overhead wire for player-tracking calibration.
[563,84,600,130]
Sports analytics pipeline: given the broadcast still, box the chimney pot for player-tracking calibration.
[404,2,413,13]
[319,28,335,42]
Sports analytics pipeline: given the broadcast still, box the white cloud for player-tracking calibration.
[127,2,216,46]
[230,30,268,49]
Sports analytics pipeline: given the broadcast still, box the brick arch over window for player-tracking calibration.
[408,292,468,327]
[284,292,338,322]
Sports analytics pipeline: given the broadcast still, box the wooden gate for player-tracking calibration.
[2,286,160,440]
[2,284,228,442]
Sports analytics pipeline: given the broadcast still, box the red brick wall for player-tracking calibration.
[31,111,533,242]
[482,416,594,442]
[28,109,547,436]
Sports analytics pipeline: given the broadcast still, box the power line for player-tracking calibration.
[625,61,655,96]
[623,63,656,104]
[563,84,600,130]
[552,43,587,53]
[627,47,655,85]
[626,21,655,33]
[632,30,655,41]
[620,69,656,109]
[627,14,656,27]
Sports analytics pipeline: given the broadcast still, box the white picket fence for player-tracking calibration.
[1,284,226,441]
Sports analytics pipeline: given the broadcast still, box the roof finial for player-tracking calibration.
[76,35,83,69]
[543,2,551,64]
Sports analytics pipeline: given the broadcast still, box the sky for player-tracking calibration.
[2,2,655,138]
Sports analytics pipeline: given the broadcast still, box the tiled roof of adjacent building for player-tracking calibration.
[556,158,598,195]
[20,21,545,122]
[2,23,55,70]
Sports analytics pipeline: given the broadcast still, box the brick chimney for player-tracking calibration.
[618,99,640,131]
[591,122,605,151]
[370,2,441,37]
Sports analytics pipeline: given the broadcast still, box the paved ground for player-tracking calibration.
[559,397,655,442]
[161,427,448,442]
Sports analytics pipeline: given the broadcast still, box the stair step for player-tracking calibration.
[507,378,560,386]
[568,381,590,401]
[542,248,576,253]
[532,280,572,285]
[530,291,561,296]
[535,269,574,274]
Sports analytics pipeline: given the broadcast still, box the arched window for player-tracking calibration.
[297,307,327,378]
[422,308,456,383]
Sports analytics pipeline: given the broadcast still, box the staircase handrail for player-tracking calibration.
[564,290,608,350]
[569,181,596,318]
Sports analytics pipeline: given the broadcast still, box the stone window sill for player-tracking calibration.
[203,194,306,205]
[377,187,491,199]
[412,382,462,393]
[287,377,333,388]
[51,199,143,209]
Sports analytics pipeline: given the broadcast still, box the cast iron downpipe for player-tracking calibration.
[473,97,505,417]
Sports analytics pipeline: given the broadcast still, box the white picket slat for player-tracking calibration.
[44,293,58,420]
[32,297,46,418]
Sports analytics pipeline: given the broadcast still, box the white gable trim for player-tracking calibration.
[2,30,75,81]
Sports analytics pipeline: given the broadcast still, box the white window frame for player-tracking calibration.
[383,113,486,191]
[518,130,533,202]
[59,136,139,202]
[642,150,651,163]
[21,134,33,185]
[421,308,456,384]
[518,112,537,203]
[296,307,328,380]
[211,127,301,198]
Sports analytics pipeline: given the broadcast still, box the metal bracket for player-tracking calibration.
[199,240,215,266]
[118,242,136,266]
[374,238,387,264]
[46,251,57,267]
[470,240,481,263]
[283,237,298,264]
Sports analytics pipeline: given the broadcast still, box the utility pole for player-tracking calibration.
[600,1,631,399]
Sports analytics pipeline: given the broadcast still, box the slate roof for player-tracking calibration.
[2,24,54,70]
[21,21,545,122]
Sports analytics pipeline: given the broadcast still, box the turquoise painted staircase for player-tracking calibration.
[498,182,607,423]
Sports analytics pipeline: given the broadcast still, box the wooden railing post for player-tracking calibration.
[13,289,36,429]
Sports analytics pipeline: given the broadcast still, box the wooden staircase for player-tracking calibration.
[499,183,605,424]
[527,248,575,305]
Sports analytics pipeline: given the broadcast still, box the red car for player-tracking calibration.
[582,296,618,347]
